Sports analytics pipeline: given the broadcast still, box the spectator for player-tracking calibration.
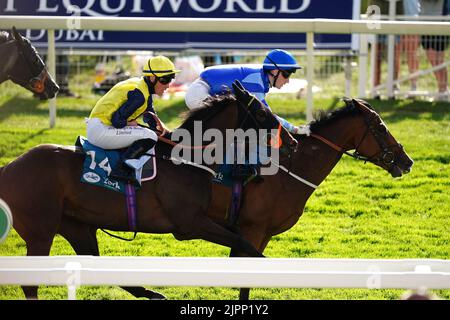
[56,55,79,97]
[401,0,421,92]
[369,0,403,98]
[420,0,449,100]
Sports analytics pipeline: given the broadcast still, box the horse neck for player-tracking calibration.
[287,115,366,196]
[202,101,239,134]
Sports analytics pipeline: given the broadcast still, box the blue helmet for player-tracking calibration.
[263,49,302,71]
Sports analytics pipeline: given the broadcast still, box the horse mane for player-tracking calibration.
[179,93,236,131]
[309,98,374,132]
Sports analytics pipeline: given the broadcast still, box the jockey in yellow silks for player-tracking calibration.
[86,55,181,184]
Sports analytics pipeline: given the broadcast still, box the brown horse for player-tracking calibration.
[0,27,59,99]
[0,82,296,299]
[101,98,413,300]
[207,98,414,299]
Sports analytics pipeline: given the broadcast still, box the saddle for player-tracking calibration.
[75,136,156,194]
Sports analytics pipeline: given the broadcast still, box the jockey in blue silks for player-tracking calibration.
[185,49,309,135]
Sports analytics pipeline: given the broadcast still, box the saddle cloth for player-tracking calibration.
[76,136,156,194]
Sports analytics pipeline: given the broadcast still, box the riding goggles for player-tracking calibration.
[158,74,175,85]
[280,69,296,79]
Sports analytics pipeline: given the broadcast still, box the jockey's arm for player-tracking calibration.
[143,105,171,136]
[111,89,145,128]
[263,98,310,136]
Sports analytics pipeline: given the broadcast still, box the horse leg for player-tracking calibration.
[175,215,264,258]
[22,238,54,299]
[58,217,165,300]
[229,229,272,300]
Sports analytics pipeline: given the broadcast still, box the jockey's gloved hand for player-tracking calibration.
[293,125,311,136]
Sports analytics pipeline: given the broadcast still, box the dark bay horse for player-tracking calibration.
[206,98,414,299]
[0,82,296,299]
[0,27,59,99]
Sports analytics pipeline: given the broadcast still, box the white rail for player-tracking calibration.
[0,17,449,35]
[1,256,449,299]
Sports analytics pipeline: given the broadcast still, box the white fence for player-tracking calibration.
[0,16,449,126]
[1,256,449,300]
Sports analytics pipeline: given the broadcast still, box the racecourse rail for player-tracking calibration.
[0,16,449,126]
[0,256,449,299]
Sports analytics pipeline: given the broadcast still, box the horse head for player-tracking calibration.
[232,80,297,154]
[347,98,413,177]
[5,27,59,99]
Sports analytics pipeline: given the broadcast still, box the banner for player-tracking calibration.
[0,0,360,50]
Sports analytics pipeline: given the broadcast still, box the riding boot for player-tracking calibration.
[110,139,156,184]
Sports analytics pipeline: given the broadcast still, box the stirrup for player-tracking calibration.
[110,166,138,185]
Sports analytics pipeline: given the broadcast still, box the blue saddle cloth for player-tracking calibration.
[77,136,127,193]
[212,143,262,187]
[212,164,234,187]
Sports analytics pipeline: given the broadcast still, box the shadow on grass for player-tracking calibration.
[365,99,449,123]
[18,128,49,144]
[0,95,89,123]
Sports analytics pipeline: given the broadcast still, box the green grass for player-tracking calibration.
[0,82,449,300]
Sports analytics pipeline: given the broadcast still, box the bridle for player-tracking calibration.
[0,34,49,94]
[276,105,404,189]
[309,110,403,169]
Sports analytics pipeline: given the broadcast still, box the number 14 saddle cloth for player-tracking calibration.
[76,136,156,194]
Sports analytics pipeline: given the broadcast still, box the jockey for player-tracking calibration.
[86,55,181,184]
[185,49,307,135]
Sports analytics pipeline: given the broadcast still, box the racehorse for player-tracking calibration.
[0,27,59,99]
[71,97,412,300]
[207,98,414,299]
[0,81,296,299]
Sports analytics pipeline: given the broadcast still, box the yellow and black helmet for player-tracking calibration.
[142,56,181,78]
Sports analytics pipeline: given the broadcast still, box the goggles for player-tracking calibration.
[158,74,175,85]
[280,69,296,79]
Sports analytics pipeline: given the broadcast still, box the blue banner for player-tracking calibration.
[0,0,359,50]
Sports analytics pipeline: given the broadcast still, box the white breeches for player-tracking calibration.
[86,118,158,150]
[185,78,211,110]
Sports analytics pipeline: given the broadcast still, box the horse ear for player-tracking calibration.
[352,98,373,112]
[11,26,24,46]
[232,80,248,101]
[232,80,243,94]
[233,80,255,107]
[352,98,364,109]
[235,80,245,91]
[342,96,352,107]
